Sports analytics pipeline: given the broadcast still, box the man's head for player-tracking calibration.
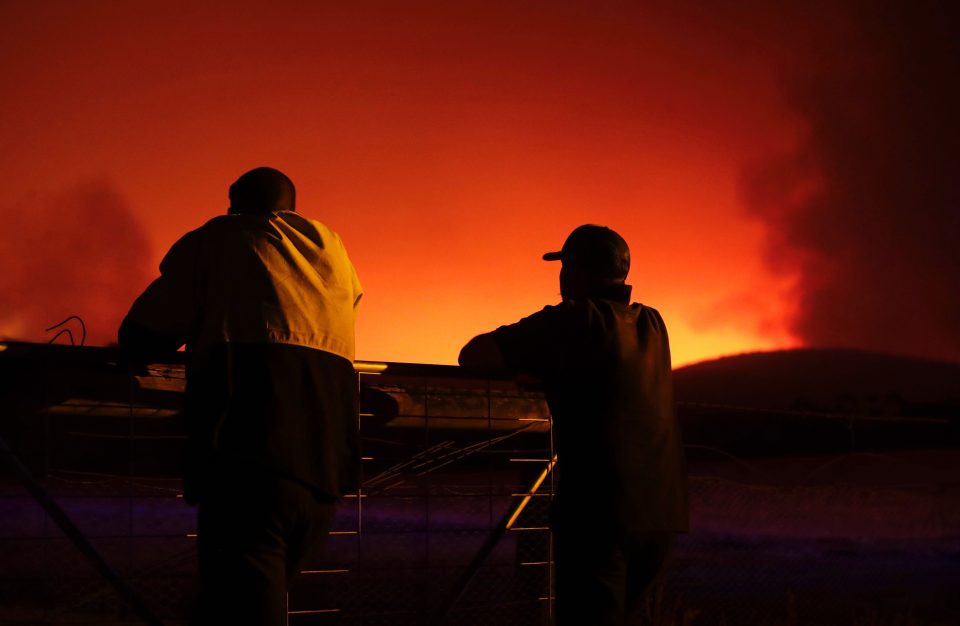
[228,167,296,215]
[543,224,630,300]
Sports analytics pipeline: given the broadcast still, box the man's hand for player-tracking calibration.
[118,317,185,366]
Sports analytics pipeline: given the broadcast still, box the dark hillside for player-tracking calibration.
[674,348,960,418]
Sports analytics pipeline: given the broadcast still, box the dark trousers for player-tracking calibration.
[553,530,674,626]
[191,473,337,626]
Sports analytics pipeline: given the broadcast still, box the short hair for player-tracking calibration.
[228,167,296,215]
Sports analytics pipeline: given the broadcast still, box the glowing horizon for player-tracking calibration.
[3,3,954,367]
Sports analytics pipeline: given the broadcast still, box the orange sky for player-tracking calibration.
[0,2,811,366]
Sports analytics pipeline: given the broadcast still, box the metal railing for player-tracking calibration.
[2,341,958,626]
[0,343,557,625]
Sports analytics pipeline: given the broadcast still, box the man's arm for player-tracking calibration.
[118,229,202,363]
[458,332,507,371]
[460,303,575,380]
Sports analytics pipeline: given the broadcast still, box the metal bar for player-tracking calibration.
[430,454,557,626]
[505,455,557,529]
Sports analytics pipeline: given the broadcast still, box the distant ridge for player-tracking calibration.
[674,348,960,415]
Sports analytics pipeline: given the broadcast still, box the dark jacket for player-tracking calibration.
[492,289,688,533]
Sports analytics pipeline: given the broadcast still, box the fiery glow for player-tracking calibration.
[9,3,948,366]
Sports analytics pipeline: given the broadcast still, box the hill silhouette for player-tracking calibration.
[674,348,960,419]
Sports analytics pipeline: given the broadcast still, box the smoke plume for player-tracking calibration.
[743,1,960,362]
[0,182,152,346]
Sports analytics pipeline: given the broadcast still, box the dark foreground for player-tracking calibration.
[1,344,958,625]
[2,448,958,626]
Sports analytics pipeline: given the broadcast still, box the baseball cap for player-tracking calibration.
[543,224,630,280]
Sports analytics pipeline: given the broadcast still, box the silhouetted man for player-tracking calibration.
[119,167,362,626]
[459,225,688,626]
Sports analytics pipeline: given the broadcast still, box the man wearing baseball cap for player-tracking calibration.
[460,224,688,626]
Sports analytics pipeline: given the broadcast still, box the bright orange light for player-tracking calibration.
[0,3,800,365]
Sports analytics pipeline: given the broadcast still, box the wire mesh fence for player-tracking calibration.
[1,343,958,625]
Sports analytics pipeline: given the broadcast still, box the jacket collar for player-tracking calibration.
[587,282,632,303]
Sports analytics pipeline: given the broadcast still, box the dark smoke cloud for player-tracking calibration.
[0,182,152,346]
[742,1,960,362]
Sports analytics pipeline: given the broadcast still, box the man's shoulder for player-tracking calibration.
[172,215,242,248]
[632,302,666,327]
[193,212,344,247]
[274,212,351,254]
[276,211,339,235]
[516,298,633,326]
[493,301,593,346]
[500,300,665,333]
[515,300,583,325]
